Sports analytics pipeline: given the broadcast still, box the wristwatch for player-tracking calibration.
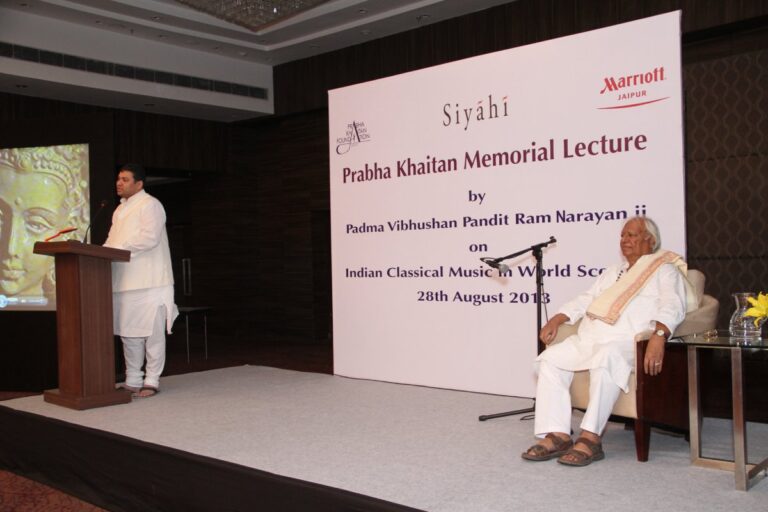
[654,329,668,339]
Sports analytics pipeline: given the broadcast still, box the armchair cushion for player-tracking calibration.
[687,269,705,309]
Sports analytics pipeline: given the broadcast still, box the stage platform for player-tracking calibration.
[1,366,766,511]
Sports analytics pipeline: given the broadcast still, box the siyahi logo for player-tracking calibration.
[442,94,509,131]
[598,66,668,110]
[336,121,371,155]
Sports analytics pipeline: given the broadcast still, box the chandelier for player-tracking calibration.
[175,0,331,32]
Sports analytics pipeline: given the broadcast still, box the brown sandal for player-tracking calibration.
[557,437,605,466]
[522,433,573,461]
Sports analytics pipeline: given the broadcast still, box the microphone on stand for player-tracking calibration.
[479,237,557,275]
[82,199,109,243]
[480,257,510,274]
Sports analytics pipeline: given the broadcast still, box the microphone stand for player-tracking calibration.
[478,236,556,421]
[83,199,109,243]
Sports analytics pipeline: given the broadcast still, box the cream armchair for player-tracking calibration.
[549,269,719,461]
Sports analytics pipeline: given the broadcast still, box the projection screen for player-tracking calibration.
[0,143,90,311]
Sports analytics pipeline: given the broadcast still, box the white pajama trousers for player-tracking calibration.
[533,360,622,437]
[121,306,166,389]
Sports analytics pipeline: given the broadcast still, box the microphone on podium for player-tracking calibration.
[82,199,109,243]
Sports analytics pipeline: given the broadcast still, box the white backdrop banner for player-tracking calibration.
[329,12,685,397]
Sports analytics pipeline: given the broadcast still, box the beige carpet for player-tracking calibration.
[3,366,767,511]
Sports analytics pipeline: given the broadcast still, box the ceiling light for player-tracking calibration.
[361,29,371,36]
[416,14,431,23]
[15,84,28,89]
[175,0,329,31]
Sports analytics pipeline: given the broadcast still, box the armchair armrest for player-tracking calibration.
[633,294,719,342]
[673,295,718,338]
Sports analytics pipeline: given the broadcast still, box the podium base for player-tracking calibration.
[44,388,132,410]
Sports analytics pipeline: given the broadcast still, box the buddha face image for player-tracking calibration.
[0,169,69,295]
[0,145,89,306]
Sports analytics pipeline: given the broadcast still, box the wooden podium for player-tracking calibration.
[34,240,132,410]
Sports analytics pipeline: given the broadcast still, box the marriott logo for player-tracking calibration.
[600,66,665,94]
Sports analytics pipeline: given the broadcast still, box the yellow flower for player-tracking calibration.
[744,292,768,327]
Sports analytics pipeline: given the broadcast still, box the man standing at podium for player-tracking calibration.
[104,163,178,398]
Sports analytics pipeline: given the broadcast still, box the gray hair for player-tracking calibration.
[625,216,661,252]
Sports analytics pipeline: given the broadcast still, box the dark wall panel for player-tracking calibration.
[275,1,768,115]
[179,113,330,342]
[684,47,768,327]
[0,93,227,174]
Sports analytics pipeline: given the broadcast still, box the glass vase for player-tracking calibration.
[728,292,766,339]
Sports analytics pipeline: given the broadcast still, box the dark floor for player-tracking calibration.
[0,335,333,511]
[0,471,106,512]
[163,331,334,377]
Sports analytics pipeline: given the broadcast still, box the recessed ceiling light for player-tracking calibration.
[95,19,102,24]
[238,51,248,56]
[152,16,162,21]
[361,29,371,35]
[416,14,431,23]
[157,34,166,38]
[15,84,28,89]
[358,9,367,14]
[212,46,220,50]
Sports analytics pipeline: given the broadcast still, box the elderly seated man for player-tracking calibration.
[522,216,695,466]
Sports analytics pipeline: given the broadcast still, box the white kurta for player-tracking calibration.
[104,190,178,337]
[537,259,687,392]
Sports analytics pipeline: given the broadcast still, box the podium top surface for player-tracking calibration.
[33,240,130,261]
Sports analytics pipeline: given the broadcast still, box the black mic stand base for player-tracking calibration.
[478,400,534,421]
